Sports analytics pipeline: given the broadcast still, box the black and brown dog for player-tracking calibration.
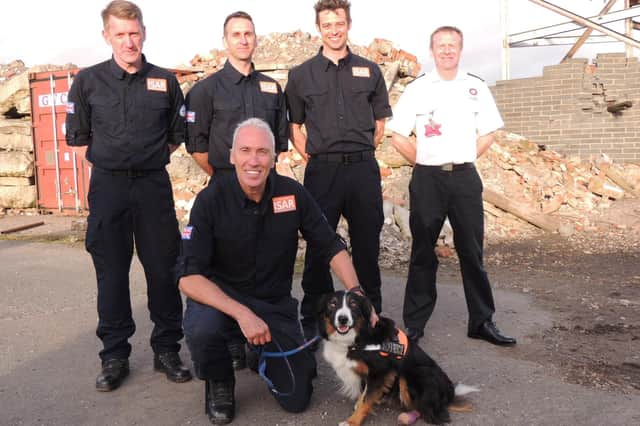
[318,290,478,425]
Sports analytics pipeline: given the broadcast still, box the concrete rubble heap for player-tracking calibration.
[168,32,640,267]
[2,32,639,268]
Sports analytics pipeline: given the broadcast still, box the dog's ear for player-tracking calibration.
[316,292,332,317]
[357,292,373,323]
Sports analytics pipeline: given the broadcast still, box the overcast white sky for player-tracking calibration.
[0,0,635,84]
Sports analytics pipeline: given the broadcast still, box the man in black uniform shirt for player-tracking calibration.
[184,11,288,178]
[65,0,191,391]
[177,118,372,425]
[185,10,288,370]
[285,0,392,342]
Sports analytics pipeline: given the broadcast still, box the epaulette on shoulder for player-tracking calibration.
[407,73,425,85]
[467,72,485,82]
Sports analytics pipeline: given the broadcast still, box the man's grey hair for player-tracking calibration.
[231,117,276,156]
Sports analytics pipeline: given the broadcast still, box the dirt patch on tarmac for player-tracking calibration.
[467,198,640,394]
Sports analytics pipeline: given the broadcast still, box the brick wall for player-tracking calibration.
[491,53,640,162]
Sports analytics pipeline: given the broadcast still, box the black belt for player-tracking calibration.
[422,162,474,172]
[95,167,160,177]
[310,151,374,164]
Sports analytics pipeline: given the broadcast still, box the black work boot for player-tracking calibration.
[154,352,193,383]
[205,378,235,425]
[96,359,129,392]
[227,342,246,370]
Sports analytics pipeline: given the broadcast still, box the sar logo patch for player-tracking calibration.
[181,226,193,240]
[352,66,370,78]
[259,81,278,94]
[272,195,296,214]
[179,104,186,117]
[147,78,167,92]
[66,102,75,114]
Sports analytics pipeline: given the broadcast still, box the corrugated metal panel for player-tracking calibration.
[29,69,89,212]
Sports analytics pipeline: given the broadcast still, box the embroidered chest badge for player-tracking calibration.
[351,66,370,78]
[424,111,442,137]
[259,81,278,94]
[146,78,167,92]
[272,195,296,213]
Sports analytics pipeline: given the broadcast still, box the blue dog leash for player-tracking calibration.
[250,335,321,396]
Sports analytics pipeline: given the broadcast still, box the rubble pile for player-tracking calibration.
[169,32,639,265]
[2,32,639,265]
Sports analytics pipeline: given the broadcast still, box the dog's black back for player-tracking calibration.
[350,317,456,424]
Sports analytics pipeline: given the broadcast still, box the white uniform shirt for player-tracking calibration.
[387,70,503,166]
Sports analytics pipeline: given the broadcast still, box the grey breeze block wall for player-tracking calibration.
[491,53,640,163]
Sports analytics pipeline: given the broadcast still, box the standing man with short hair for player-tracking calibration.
[285,0,391,343]
[184,10,288,370]
[65,0,191,391]
[387,26,517,346]
[178,118,372,424]
[184,11,288,178]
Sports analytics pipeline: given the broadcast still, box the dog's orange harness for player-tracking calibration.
[379,328,409,359]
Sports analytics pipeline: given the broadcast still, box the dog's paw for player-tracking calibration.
[338,421,351,426]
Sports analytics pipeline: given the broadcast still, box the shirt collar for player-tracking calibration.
[316,46,353,71]
[426,68,470,83]
[108,54,150,79]
[230,170,277,212]
[222,60,256,84]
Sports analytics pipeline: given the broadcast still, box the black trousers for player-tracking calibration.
[403,165,495,333]
[300,156,384,334]
[86,168,183,361]
[183,288,316,413]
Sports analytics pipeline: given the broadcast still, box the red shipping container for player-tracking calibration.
[29,69,90,213]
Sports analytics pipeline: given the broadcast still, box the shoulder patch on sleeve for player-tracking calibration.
[181,226,193,240]
[467,72,485,82]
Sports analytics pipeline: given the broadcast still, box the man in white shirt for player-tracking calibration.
[387,25,516,346]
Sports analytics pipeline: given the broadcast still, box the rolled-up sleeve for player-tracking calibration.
[184,82,212,153]
[65,71,91,146]
[175,189,215,282]
[285,70,305,125]
[167,75,185,146]
[371,66,392,120]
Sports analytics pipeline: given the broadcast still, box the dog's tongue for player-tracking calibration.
[338,325,350,334]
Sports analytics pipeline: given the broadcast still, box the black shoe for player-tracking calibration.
[406,327,424,342]
[96,359,129,392]
[154,352,193,383]
[228,342,247,371]
[205,379,235,425]
[468,321,517,346]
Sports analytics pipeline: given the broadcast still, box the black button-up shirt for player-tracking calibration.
[65,56,184,170]
[184,61,288,170]
[285,48,392,154]
[176,171,345,302]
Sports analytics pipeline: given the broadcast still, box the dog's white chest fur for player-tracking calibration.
[322,338,362,400]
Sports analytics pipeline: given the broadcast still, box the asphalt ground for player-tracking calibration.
[1,230,639,425]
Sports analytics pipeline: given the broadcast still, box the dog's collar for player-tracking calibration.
[354,328,409,359]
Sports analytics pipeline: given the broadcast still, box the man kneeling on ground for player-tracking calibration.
[176,117,375,424]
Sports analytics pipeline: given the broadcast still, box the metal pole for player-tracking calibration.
[501,0,510,80]
[562,0,617,61]
[49,74,63,212]
[626,0,635,58]
[528,0,640,49]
